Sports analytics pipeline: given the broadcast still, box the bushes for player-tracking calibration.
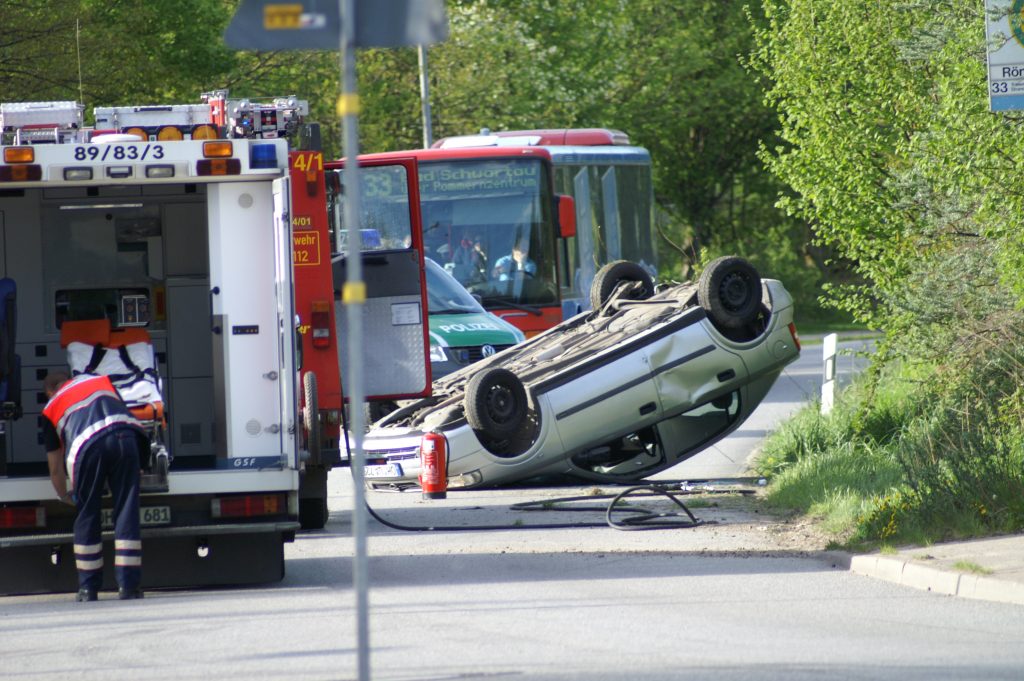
[758,317,1024,547]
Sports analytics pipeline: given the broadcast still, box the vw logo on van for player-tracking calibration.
[481,345,496,357]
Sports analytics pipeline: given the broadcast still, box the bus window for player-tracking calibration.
[328,164,413,253]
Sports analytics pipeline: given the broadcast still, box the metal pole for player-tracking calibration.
[339,0,370,679]
[418,44,434,148]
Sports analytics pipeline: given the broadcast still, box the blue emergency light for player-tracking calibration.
[250,143,278,169]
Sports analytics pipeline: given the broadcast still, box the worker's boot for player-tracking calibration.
[76,587,98,602]
[118,587,144,600]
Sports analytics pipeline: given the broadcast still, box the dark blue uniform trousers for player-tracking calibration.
[72,427,142,591]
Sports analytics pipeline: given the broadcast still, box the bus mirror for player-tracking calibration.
[558,195,576,238]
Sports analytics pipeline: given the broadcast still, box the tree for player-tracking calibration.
[352,2,818,292]
[751,0,1022,343]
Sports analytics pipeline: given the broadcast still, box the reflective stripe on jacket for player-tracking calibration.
[42,374,143,489]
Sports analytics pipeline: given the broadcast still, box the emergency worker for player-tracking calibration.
[43,370,147,602]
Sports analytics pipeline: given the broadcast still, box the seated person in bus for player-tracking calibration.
[451,231,488,284]
[492,240,536,281]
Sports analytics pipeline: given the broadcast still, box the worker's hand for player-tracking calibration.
[60,492,75,506]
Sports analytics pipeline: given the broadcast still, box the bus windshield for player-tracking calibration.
[417,158,558,311]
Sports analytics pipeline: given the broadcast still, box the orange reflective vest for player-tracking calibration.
[42,374,142,488]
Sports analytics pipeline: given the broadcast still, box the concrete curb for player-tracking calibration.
[849,554,1024,606]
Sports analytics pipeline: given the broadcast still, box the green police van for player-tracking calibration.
[366,258,523,422]
[425,257,525,378]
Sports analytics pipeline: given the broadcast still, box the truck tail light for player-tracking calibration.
[196,158,241,176]
[211,493,285,519]
[311,300,331,349]
[0,506,45,529]
[304,164,319,196]
[0,164,42,182]
[788,322,801,352]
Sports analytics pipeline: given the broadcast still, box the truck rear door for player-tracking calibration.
[208,177,296,467]
[329,158,431,401]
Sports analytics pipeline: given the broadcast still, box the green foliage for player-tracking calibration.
[0,1,830,318]
[758,319,1024,546]
[751,1,1024,334]
[355,2,828,306]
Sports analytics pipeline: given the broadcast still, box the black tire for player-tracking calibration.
[303,371,322,463]
[464,367,528,440]
[697,256,761,330]
[590,260,655,311]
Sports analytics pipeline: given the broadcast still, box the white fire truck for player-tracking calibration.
[0,99,429,593]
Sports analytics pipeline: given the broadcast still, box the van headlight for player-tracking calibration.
[429,345,448,363]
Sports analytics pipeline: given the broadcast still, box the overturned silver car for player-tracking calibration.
[361,256,801,489]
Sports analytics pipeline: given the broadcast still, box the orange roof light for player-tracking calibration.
[156,125,184,141]
[124,127,149,141]
[191,124,219,140]
[3,147,34,163]
[203,141,233,158]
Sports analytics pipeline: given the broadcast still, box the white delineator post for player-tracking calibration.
[822,333,838,414]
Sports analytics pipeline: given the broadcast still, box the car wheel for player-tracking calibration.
[590,260,655,311]
[464,367,528,440]
[303,371,322,462]
[697,256,761,330]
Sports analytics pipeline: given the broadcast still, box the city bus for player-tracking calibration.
[433,129,656,319]
[325,148,576,337]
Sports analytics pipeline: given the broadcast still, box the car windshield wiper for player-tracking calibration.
[483,298,544,316]
[431,307,474,314]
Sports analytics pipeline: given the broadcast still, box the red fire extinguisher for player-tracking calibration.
[418,431,448,499]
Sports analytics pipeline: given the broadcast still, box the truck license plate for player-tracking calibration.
[364,463,403,479]
[101,506,171,529]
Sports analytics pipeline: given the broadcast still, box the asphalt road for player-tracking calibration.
[9,336,1024,681]
[4,481,1024,681]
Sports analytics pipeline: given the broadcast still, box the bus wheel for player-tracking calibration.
[465,368,528,440]
[590,260,655,311]
[697,256,761,330]
[303,371,322,463]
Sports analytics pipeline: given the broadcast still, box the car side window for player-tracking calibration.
[666,391,741,455]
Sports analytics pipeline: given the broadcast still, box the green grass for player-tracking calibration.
[755,344,1024,549]
[953,560,994,575]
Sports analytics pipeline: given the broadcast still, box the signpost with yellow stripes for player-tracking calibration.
[225,4,448,680]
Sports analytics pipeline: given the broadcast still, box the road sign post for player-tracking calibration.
[224,4,448,679]
[986,1,1024,111]
[821,333,837,415]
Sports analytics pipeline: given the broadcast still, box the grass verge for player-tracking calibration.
[754,325,1024,551]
